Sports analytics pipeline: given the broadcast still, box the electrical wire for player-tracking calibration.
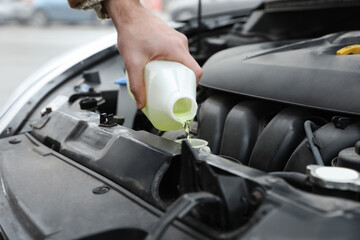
[304,120,324,166]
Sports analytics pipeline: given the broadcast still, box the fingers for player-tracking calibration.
[125,57,146,109]
[162,33,203,84]
[177,34,203,83]
[180,52,203,84]
[178,33,189,52]
[166,47,203,84]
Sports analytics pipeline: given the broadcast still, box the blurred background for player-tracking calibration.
[0,0,163,106]
[0,0,257,106]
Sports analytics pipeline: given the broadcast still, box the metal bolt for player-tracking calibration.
[250,189,264,205]
[92,186,110,195]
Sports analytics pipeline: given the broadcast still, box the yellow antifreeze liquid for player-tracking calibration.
[127,60,198,131]
[183,120,192,143]
[174,99,193,142]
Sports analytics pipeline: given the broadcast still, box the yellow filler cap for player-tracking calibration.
[337,44,360,55]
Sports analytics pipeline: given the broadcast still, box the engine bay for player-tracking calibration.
[2,1,360,238]
[0,31,359,239]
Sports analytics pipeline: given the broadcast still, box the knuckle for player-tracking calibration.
[179,33,188,45]
[173,36,186,49]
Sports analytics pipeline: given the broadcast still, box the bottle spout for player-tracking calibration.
[172,96,197,123]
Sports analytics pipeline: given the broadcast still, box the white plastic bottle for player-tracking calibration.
[127,60,197,131]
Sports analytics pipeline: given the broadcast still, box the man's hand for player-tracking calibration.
[104,0,202,109]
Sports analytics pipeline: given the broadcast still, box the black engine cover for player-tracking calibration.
[201,31,360,115]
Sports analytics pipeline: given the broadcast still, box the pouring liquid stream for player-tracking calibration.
[174,102,194,143]
[183,120,192,143]
[175,115,192,143]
